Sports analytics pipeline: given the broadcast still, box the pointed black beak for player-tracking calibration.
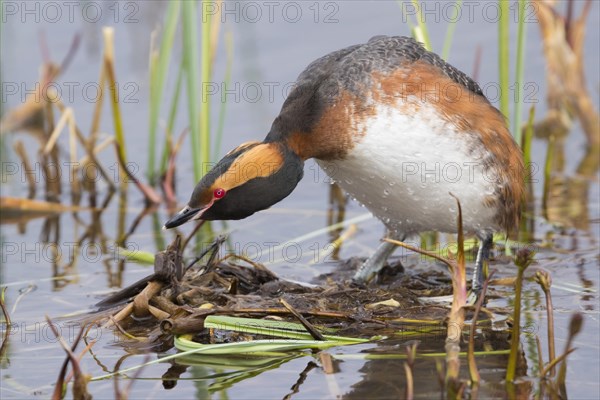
[163,205,203,229]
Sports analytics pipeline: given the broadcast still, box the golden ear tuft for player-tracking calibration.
[225,141,261,157]
[212,143,284,191]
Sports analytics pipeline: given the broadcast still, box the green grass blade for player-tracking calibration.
[151,211,166,251]
[159,59,184,176]
[441,0,462,60]
[512,0,528,144]
[498,0,510,119]
[147,1,180,184]
[200,0,211,173]
[102,28,127,167]
[542,135,555,215]
[205,315,367,343]
[91,341,295,381]
[411,0,432,51]
[411,26,429,50]
[175,353,298,369]
[506,263,528,381]
[182,0,202,181]
[522,106,535,169]
[175,336,361,355]
[175,314,369,353]
[208,315,330,332]
[117,247,155,265]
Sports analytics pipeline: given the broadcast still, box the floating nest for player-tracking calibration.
[86,236,509,354]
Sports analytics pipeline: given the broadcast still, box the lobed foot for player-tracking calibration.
[472,232,494,293]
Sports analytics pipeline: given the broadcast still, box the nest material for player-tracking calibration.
[91,236,464,347]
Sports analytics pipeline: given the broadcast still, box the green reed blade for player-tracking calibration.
[512,0,528,144]
[147,1,180,184]
[498,0,510,119]
[441,0,463,61]
[182,1,202,181]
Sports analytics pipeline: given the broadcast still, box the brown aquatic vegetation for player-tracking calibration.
[384,194,468,393]
[556,313,584,396]
[0,27,173,221]
[532,0,599,145]
[0,288,11,361]
[535,269,556,376]
[404,342,418,400]
[92,235,441,338]
[46,316,92,400]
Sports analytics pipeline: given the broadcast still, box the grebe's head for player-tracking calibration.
[163,142,304,229]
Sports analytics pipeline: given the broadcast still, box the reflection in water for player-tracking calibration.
[342,337,529,399]
[282,360,319,399]
[327,183,347,260]
[532,0,600,235]
[542,134,599,232]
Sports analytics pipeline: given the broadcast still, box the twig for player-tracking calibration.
[132,280,165,319]
[114,142,162,205]
[309,224,358,265]
[150,296,181,315]
[0,287,11,359]
[46,316,91,400]
[540,348,576,378]
[383,238,454,270]
[103,303,134,329]
[182,220,206,251]
[221,307,385,325]
[110,316,143,341]
[280,298,325,341]
[124,205,158,241]
[44,103,118,190]
[186,234,227,271]
[160,316,206,335]
[319,352,337,374]
[43,107,72,155]
[64,339,98,386]
[467,271,495,385]
[282,361,318,400]
[13,141,36,198]
[163,128,188,209]
[148,305,170,320]
[218,252,273,274]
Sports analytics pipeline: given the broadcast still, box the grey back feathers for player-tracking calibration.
[267,35,484,139]
[298,35,483,99]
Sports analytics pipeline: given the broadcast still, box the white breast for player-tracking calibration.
[317,101,499,237]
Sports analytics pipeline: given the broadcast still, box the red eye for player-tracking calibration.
[213,188,226,199]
